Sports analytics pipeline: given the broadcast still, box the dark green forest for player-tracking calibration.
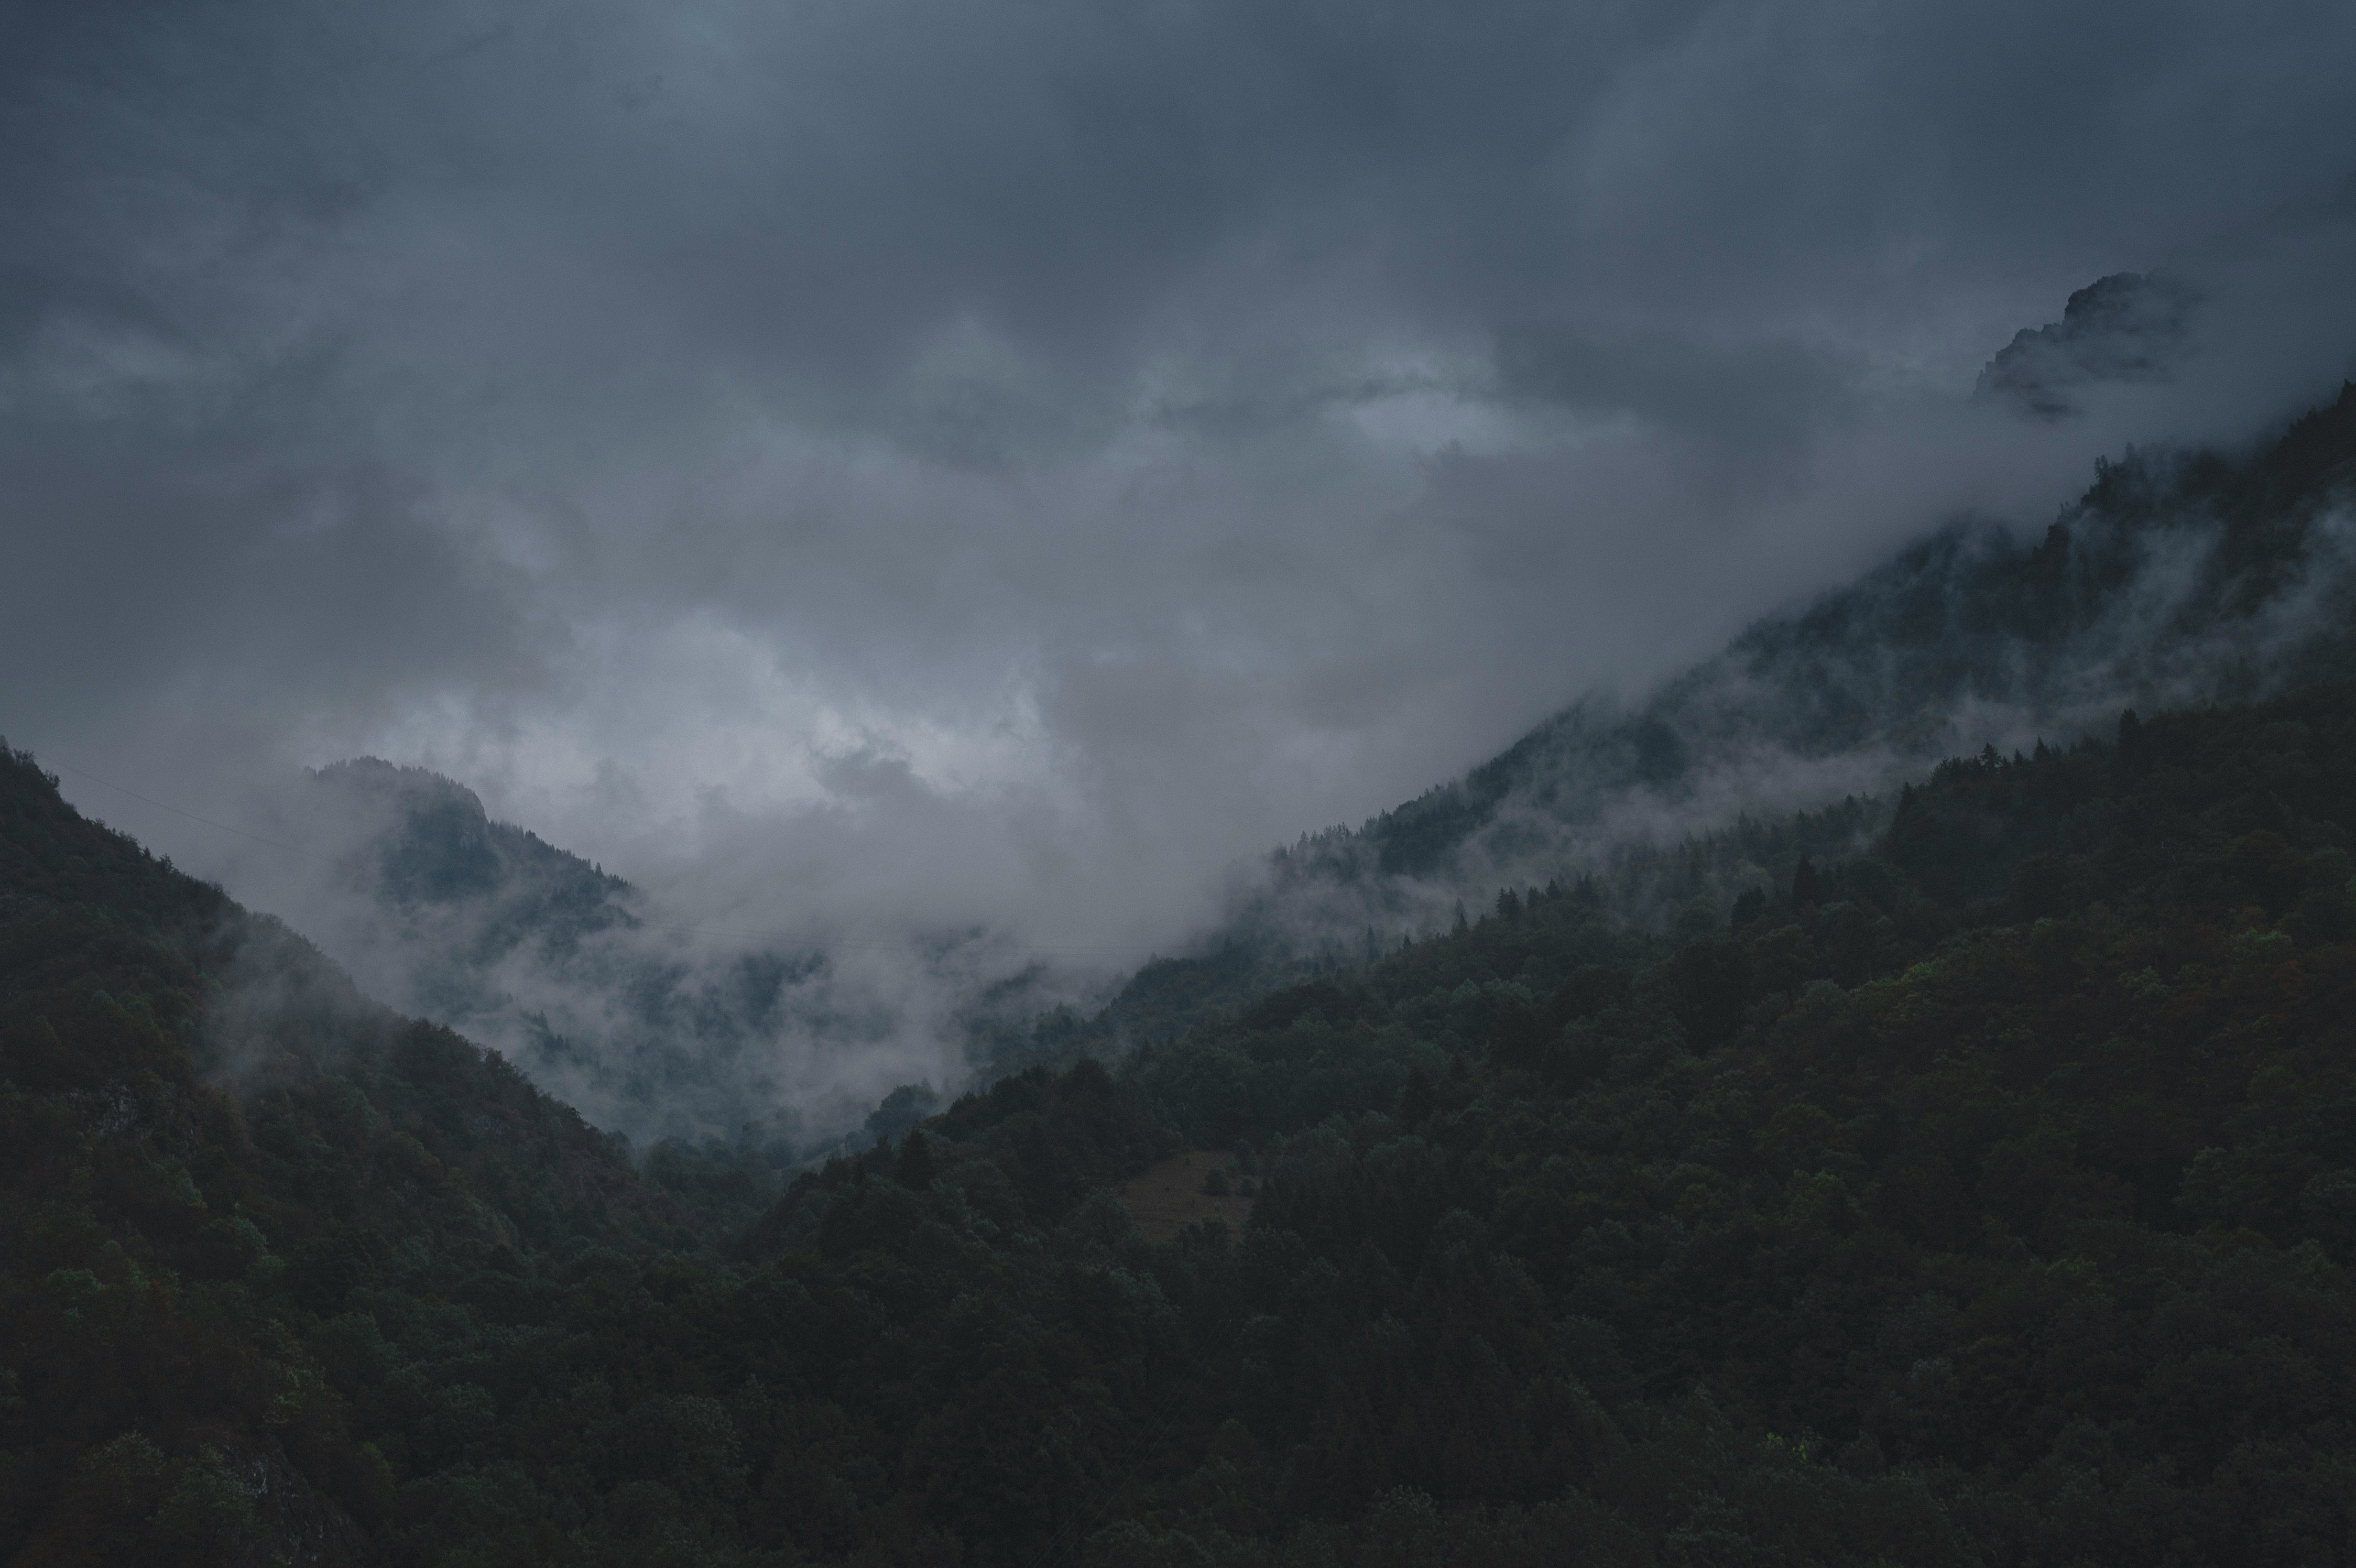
[14,673,2356,1565]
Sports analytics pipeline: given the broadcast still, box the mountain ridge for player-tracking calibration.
[1248,379,2356,918]
[949,373,2356,1079]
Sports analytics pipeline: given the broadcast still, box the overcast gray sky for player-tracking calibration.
[8,0,2356,965]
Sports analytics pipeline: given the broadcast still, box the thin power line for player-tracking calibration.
[42,756,324,860]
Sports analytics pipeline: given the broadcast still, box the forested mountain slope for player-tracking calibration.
[971,375,2356,1076]
[16,674,2356,1562]
[1227,378,2356,958]
[262,758,810,1150]
[303,758,639,986]
[0,742,684,1563]
[224,755,1077,1158]
[798,680,2356,1567]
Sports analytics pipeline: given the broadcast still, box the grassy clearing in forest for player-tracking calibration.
[1115,1148,1253,1240]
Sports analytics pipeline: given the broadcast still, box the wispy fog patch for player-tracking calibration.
[198,908,400,1090]
[1243,446,2356,953]
[180,757,1108,1147]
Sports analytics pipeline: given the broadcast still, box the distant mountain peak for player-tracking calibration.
[1975,270,2201,419]
[305,754,629,922]
[311,755,491,822]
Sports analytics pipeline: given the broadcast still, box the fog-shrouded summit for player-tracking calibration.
[1225,377,2356,967]
[307,759,629,939]
[1975,272,2204,420]
[219,755,1084,1152]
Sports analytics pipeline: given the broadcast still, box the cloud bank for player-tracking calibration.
[7,0,2356,1121]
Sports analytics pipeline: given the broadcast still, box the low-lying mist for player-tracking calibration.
[183,759,1112,1154]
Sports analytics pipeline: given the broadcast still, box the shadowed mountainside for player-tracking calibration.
[240,759,1081,1159]
[0,741,684,1562]
[20,674,2356,1562]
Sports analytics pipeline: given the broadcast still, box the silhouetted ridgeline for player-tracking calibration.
[16,673,2356,1562]
[1974,270,2202,420]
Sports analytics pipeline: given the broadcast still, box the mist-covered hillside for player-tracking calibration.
[1220,374,2356,971]
[297,760,637,1013]
[967,364,2356,1092]
[0,738,691,1562]
[242,758,1086,1160]
[313,761,629,934]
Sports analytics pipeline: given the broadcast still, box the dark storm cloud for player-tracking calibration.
[7,0,2356,1094]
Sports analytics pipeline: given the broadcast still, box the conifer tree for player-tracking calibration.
[1396,1065,1437,1128]
[894,1129,935,1190]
